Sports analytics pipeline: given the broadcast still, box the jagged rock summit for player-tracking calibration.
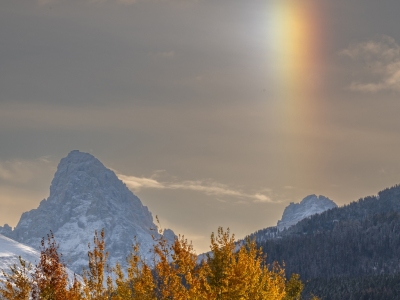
[277,194,337,231]
[2,150,175,273]
[277,195,337,231]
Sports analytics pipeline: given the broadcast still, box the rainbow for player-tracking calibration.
[265,0,327,177]
[268,0,325,119]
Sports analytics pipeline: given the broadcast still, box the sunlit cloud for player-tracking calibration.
[253,193,272,203]
[340,35,400,92]
[116,172,275,203]
[283,185,295,190]
[116,174,165,190]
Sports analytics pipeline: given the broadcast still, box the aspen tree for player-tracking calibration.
[31,232,70,300]
[1,227,310,300]
[82,229,112,300]
[0,257,32,300]
[113,241,156,300]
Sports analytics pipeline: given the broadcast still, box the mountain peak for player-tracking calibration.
[50,150,113,198]
[54,150,105,179]
[277,194,337,231]
[67,149,95,159]
[7,151,175,273]
[58,150,101,171]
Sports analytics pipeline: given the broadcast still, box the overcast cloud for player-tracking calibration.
[2,0,400,252]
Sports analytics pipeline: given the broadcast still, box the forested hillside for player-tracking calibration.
[253,184,400,299]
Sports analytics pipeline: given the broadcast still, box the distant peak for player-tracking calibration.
[300,194,317,202]
[277,194,337,230]
[300,194,333,204]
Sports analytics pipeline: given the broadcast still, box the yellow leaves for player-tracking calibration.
[82,229,112,300]
[206,228,289,300]
[31,232,71,300]
[284,274,303,300]
[134,226,303,300]
[113,240,156,300]
[0,227,306,300]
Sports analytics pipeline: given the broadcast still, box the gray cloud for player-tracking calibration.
[341,35,400,92]
[38,0,199,5]
[151,51,175,59]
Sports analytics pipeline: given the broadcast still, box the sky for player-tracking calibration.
[1,0,400,253]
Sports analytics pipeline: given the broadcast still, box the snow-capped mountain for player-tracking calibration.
[1,150,175,273]
[277,194,337,231]
[0,234,77,281]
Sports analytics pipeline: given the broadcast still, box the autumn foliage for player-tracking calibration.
[1,227,309,300]
[0,232,82,300]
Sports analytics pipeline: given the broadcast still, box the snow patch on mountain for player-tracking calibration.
[277,194,337,231]
[0,234,77,281]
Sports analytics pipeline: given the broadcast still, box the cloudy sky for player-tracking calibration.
[1,0,400,253]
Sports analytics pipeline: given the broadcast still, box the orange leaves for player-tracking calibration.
[82,229,110,300]
[31,231,70,300]
[1,227,306,300]
[0,232,82,300]
[0,256,32,300]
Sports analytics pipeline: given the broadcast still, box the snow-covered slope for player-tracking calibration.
[277,195,337,231]
[0,234,39,280]
[2,150,175,273]
[0,234,77,281]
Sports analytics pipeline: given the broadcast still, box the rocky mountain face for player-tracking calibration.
[277,194,337,231]
[1,150,175,273]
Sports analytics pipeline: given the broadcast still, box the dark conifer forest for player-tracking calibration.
[249,184,400,299]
